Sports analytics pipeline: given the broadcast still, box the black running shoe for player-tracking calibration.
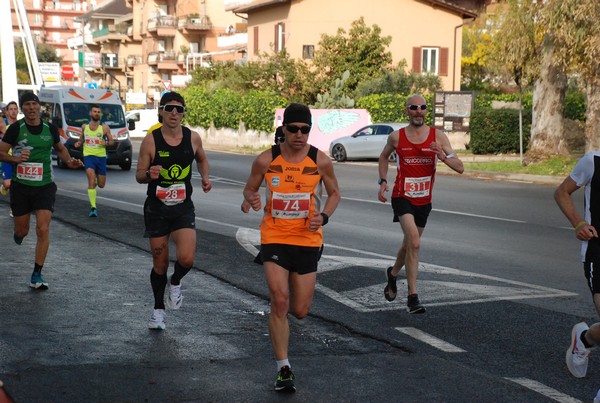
[13,233,23,245]
[407,294,426,314]
[274,365,296,393]
[384,266,397,302]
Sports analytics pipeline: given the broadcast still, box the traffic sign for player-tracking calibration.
[162,80,171,91]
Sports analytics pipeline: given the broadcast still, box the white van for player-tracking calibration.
[125,109,159,138]
[38,86,133,170]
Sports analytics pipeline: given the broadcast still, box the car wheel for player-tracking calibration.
[119,160,132,171]
[388,151,397,162]
[331,144,347,162]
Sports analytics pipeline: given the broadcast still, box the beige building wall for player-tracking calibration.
[245,0,469,91]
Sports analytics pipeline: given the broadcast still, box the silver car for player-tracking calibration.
[329,122,409,162]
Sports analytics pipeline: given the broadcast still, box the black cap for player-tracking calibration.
[19,92,40,108]
[282,103,311,125]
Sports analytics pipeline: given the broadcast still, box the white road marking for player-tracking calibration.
[505,378,582,403]
[235,228,577,312]
[395,327,466,352]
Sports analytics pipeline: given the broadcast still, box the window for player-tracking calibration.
[302,45,314,59]
[422,47,438,74]
[274,22,285,52]
[253,26,259,55]
[412,47,449,77]
[53,16,60,27]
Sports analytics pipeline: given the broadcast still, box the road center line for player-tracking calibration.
[505,378,581,403]
[395,327,466,353]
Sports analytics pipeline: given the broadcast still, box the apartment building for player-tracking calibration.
[224,0,489,91]
[11,0,245,102]
[11,0,94,80]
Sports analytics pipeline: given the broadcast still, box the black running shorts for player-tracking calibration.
[10,181,57,217]
[391,197,432,228]
[583,261,600,295]
[260,243,323,274]
[143,197,196,238]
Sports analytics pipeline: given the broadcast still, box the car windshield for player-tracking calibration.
[63,103,126,129]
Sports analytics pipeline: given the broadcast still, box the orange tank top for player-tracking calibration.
[261,145,323,247]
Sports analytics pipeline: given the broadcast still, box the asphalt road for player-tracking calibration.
[0,145,598,402]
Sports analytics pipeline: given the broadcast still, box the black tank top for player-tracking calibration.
[147,126,195,203]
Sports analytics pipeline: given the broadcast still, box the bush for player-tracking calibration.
[181,87,286,132]
[356,93,434,123]
[470,107,531,154]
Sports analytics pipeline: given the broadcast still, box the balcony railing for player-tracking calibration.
[147,16,178,32]
[126,55,143,67]
[147,51,178,65]
[177,15,212,31]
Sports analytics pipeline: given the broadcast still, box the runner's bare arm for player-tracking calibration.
[103,123,114,146]
[377,130,399,203]
[432,130,464,174]
[54,141,83,169]
[243,151,270,211]
[136,135,158,183]
[191,130,211,193]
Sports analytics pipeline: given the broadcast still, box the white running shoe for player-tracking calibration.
[566,322,591,378]
[148,309,166,330]
[166,280,183,310]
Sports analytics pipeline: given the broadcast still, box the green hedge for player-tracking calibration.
[470,108,531,154]
[356,93,434,123]
[181,87,286,132]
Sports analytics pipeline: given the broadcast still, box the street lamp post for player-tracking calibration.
[75,17,86,87]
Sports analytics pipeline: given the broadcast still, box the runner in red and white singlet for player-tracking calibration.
[377,94,464,314]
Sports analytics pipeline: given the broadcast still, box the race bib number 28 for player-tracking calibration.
[271,192,310,219]
[156,183,186,206]
[17,162,43,181]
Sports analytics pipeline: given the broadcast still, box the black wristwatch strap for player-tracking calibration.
[320,212,329,226]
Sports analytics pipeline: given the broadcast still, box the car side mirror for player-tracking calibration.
[128,119,136,130]
[351,133,359,138]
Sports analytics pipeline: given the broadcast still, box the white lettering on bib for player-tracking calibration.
[156,183,186,206]
[85,137,101,147]
[404,176,431,198]
[17,162,43,181]
[271,192,310,219]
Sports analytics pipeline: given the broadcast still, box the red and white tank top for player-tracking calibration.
[392,127,438,205]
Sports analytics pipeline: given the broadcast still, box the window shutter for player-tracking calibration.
[412,47,421,72]
[274,24,279,51]
[253,26,259,55]
[281,23,285,50]
[439,47,449,76]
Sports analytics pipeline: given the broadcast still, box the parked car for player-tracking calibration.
[329,122,409,162]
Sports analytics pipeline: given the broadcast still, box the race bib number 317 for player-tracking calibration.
[404,176,431,198]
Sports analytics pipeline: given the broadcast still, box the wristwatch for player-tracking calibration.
[378,178,387,185]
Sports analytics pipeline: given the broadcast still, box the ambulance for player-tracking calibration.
[38,86,133,170]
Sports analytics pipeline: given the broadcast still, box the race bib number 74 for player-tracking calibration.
[271,192,310,219]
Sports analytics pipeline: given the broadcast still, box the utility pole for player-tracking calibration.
[1,0,44,102]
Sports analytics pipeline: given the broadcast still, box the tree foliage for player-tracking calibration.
[311,17,392,94]
[354,61,441,98]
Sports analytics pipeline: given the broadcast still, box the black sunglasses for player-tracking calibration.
[408,104,427,111]
[285,124,311,134]
[160,104,186,114]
